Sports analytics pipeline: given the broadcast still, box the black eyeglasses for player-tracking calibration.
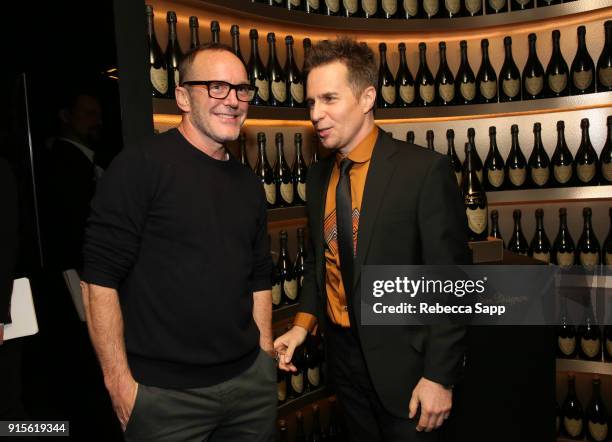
[181,80,257,102]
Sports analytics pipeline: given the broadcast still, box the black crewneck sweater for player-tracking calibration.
[83,129,272,388]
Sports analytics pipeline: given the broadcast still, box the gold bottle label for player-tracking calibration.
[573,69,593,90]
[382,84,396,104]
[558,336,576,355]
[174,69,180,88]
[343,0,358,12]
[599,66,612,88]
[480,80,497,100]
[272,283,281,305]
[277,379,287,401]
[272,80,287,103]
[404,0,419,15]
[460,82,476,101]
[419,84,435,103]
[439,83,455,102]
[509,168,526,186]
[588,422,608,442]
[291,0,300,5]
[577,163,595,183]
[309,0,320,7]
[564,417,583,438]
[423,0,439,15]
[465,0,481,13]
[291,372,304,393]
[607,252,612,265]
[326,0,340,11]
[531,167,549,187]
[290,82,304,104]
[515,0,530,4]
[488,0,505,9]
[399,84,415,104]
[548,73,567,94]
[580,252,599,267]
[256,78,269,101]
[307,367,321,387]
[502,78,520,98]
[488,169,504,188]
[298,182,307,202]
[151,66,168,94]
[581,337,601,358]
[554,164,572,184]
[284,279,298,300]
[467,207,487,234]
[280,182,294,204]
[445,0,460,13]
[362,0,377,14]
[264,182,276,205]
[602,162,612,182]
[557,252,574,267]
[382,0,398,14]
[525,76,544,96]
[533,252,550,263]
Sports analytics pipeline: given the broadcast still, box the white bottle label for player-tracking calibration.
[343,0,358,12]
[602,162,612,182]
[573,69,593,90]
[548,73,567,94]
[467,207,487,234]
[554,164,572,184]
[577,163,595,183]
[272,283,282,306]
[558,336,576,355]
[326,0,340,11]
[581,337,601,358]
[445,0,460,14]
[307,367,321,387]
[487,169,504,188]
[280,182,294,204]
[531,167,549,187]
[284,279,298,300]
[272,80,287,103]
[419,84,435,103]
[290,82,304,104]
[399,84,415,104]
[502,78,520,98]
[557,252,574,267]
[480,80,497,100]
[439,83,455,102]
[580,252,599,267]
[423,0,439,15]
[291,372,304,393]
[256,78,269,101]
[533,252,550,263]
[151,66,168,94]
[382,0,398,14]
[488,0,505,10]
[362,0,377,14]
[460,82,476,101]
[564,417,583,438]
[403,0,418,15]
[509,168,526,186]
[465,0,481,13]
[381,85,396,104]
[278,379,287,401]
[599,66,612,88]
[264,182,276,205]
[525,76,544,96]
[298,182,307,202]
[589,421,608,442]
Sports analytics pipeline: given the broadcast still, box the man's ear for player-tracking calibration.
[361,86,376,114]
[175,87,191,113]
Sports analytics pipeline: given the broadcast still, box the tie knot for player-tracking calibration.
[339,158,354,176]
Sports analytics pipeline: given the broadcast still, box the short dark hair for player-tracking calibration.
[178,42,237,84]
[305,37,377,97]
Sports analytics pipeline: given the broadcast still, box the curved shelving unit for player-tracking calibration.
[556,358,612,376]
[487,185,612,206]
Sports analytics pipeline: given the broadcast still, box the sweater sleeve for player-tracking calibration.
[82,148,153,290]
[248,185,273,293]
[0,160,19,323]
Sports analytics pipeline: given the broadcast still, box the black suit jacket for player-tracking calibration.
[0,158,19,323]
[300,129,472,418]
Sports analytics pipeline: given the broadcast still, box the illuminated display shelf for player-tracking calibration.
[487,185,612,206]
[556,358,612,376]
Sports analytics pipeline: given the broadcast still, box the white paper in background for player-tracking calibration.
[3,278,38,340]
[62,269,86,322]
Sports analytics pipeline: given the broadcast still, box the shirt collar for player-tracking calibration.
[57,137,96,164]
[335,126,379,166]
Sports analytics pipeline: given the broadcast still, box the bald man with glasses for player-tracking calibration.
[82,43,276,441]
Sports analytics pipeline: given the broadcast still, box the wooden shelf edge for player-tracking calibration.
[487,185,612,206]
[556,358,612,376]
[277,386,334,415]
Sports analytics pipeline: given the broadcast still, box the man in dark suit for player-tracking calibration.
[274,38,471,442]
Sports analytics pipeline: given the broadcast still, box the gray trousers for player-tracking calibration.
[124,350,277,442]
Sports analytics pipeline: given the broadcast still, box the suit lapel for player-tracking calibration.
[353,131,398,291]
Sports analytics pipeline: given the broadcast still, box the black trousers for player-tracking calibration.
[326,321,441,442]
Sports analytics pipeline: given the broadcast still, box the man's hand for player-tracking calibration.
[273,326,308,372]
[409,377,452,432]
[106,374,138,431]
[261,337,275,359]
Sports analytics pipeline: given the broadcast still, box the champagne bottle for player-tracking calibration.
[604,325,612,361]
[499,36,521,103]
[463,142,488,241]
[604,207,612,265]
[508,209,529,256]
[530,208,551,263]
[255,132,276,208]
[288,0,304,11]
[446,129,462,187]
[277,366,287,404]
[586,377,609,442]
[506,124,528,189]
[563,374,585,439]
[522,33,545,100]
[490,209,505,248]
[210,20,220,44]
[278,230,298,305]
[304,334,322,392]
[485,0,507,13]
[443,0,462,18]
[303,38,312,99]
[578,304,602,361]
[436,42,456,105]
[512,0,533,11]
[416,43,436,107]
[600,115,612,185]
[231,25,246,66]
[311,134,320,165]
[189,16,200,50]
[382,0,399,18]
[267,33,287,107]
[294,227,306,294]
[406,130,415,144]
[423,0,440,18]
[396,43,416,107]
[289,343,305,398]
[323,0,341,15]
[165,11,183,99]
[238,133,251,169]
[275,133,294,207]
[145,5,168,98]
[558,314,577,358]
[597,20,612,92]
[484,126,506,191]
[294,134,308,205]
[576,118,599,186]
[577,207,601,267]
[466,128,484,184]
[378,43,396,108]
[296,411,307,442]
[546,30,570,98]
[464,0,483,17]
[553,208,576,267]
[476,39,498,104]
[457,40,477,105]
[342,0,360,17]
[278,419,289,441]
[310,404,325,441]
[285,36,305,108]
[552,121,575,187]
[327,398,342,441]
[402,0,420,17]
[571,26,596,95]
[425,130,435,151]
[305,0,321,13]
[247,30,269,105]
[529,123,551,188]
[361,0,379,17]
[271,235,282,309]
